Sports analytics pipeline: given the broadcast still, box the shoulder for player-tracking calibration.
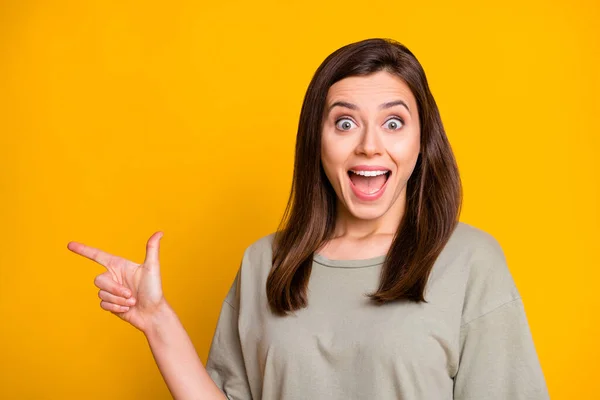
[236,232,277,286]
[434,221,508,276]
[448,222,521,325]
[222,232,276,308]
[243,232,276,263]
[448,221,504,252]
[445,221,509,270]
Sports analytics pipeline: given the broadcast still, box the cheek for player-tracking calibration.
[320,132,348,174]
[386,133,421,166]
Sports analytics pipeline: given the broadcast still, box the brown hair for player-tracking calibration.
[267,38,462,315]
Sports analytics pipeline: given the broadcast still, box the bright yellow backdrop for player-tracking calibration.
[1,0,598,398]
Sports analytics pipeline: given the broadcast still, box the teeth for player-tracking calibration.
[350,170,389,177]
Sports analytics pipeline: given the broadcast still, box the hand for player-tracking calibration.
[67,231,167,333]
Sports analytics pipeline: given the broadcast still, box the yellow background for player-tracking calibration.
[1,0,598,398]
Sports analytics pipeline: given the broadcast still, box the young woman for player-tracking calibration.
[68,38,549,399]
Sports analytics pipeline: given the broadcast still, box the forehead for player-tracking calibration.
[326,71,416,107]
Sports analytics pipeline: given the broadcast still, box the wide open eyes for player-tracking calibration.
[334,116,405,132]
[383,117,404,131]
[335,118,357,131]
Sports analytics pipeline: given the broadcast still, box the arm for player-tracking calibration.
[144,300,227,400]
[68,232,250,400]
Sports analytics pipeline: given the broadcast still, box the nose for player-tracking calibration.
[355,122,384,157]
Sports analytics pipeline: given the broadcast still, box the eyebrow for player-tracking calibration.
[327,100,411,115]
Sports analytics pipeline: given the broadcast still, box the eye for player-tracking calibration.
[383,117,404,131]
[335,118,357,131]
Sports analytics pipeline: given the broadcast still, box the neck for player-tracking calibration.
[332,192,406,239]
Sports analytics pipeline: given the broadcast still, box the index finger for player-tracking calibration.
[67,241,114,269]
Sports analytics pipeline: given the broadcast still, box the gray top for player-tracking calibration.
[206,222,549,399]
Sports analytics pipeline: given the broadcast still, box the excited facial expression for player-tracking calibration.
[320,70,421,222]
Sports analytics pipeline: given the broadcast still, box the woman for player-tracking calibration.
[68,38,549,399]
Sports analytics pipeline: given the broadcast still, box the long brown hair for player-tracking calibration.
[267,38,462,315]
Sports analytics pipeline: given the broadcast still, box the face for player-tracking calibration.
[320,70,421,222]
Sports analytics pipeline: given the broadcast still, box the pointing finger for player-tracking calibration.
[68,241,136,271]
[67,241,115,269]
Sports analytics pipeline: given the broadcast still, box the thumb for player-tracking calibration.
[144,231,163,270]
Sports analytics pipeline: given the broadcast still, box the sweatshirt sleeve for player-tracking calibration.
[453,230,549,399]
[205,269,253,400]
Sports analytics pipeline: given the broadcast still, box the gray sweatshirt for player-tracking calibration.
[206,222,549,399]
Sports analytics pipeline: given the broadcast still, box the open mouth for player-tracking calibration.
[347,169,391,196]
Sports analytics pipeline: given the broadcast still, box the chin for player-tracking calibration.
[346,205,390,221]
